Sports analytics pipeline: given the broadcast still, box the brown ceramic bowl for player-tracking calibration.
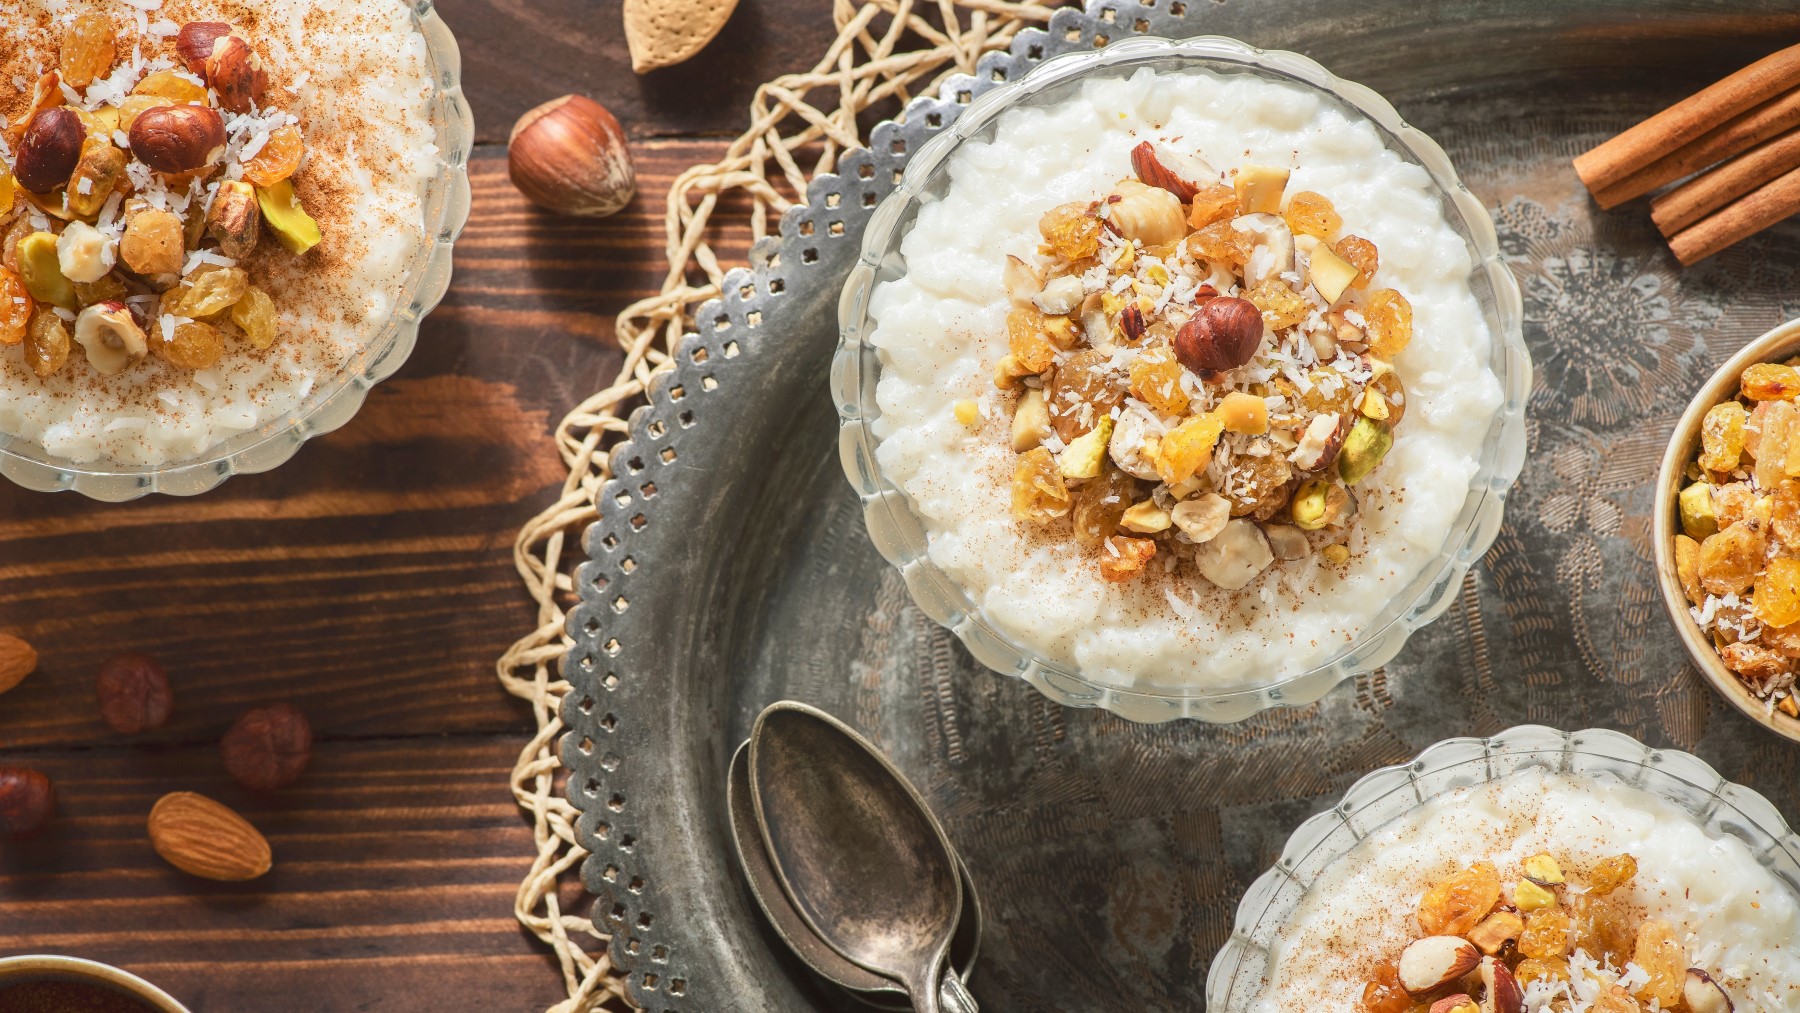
[0,955,191,1012]
[1654,317,1800,743]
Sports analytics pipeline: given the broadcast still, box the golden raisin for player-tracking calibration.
[1416,861,1502,937]
[1298,369,1361,418]
[1283,191,1342,240]
[1098,535,1156,582]
[60,14,117,90]
[1774,480,1800,549]
[1334,235,1379,287]
[1675,533,1704,605]
[1595,986,1644,1013]
[154,319,224,370]
[1222,442,1293,518]
[1632,919,1683,1007]
[1365,289,1414,356]
[230,285,278,350]
[1513,957,1570,989]
[1756,557,1800,627]
[1046,349,1125,441]
[1038,201,1100,261]
[132,69,208,105]
[1587,854,1636,895]
[1743,362,1800,401]
[1702,401,1750,472]
[1011,447,1071,524]
[0,268,29,346]
[1712,481,1755,528]
[1129,344,1190,415]
[1186,182,1238,230]
[24,308,69,379]
[1359,962,1412,1013]
[1154,412,1223,486]
[0,163,14,219]
[1699,523,1764,596]
[1072,468,1135,545]
[243,125,306,188]
[1186,219,1246,267]
[1721,640,1789,681]
[175,266,250,320]
[1518,908,1573,959]
[1246,279,1310,330]
[1366,367,1406,428]
[1007,305,1057,374]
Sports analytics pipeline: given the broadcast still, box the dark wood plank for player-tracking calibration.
[435,0,842,144]
[0,736,573,1012]
[0,139,753,748]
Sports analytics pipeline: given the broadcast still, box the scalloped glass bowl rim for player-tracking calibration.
[0,0,474,501]
[832,34,1530,723]
[1203,724,1800,1009]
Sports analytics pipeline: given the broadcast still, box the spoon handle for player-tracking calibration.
[940,969,979,1013]
[910,966,944,1013]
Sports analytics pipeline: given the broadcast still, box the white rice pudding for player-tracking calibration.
[0,0,439,467]
[1254,768,1800,1012]
[868,67,1503,690]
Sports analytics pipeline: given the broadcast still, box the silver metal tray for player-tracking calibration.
[560,2,1800,1009]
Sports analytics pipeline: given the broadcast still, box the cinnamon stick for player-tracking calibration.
[1667,164,1800,265]
[1652,125,1800,235]
[1591,87,1800,208]
[1575,41,1800,195]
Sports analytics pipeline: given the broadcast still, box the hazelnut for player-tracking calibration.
[73,301,149,377]
[508,94,636,218]
[14,108,86,194]
[1174,296,1263,375]
[1684,968,1735,1013]
[206,180,262,259]
[95,651,174,733]
[221,704,313,791]
[55,220,117,285]
[176,22,234,75]
[0,633,38,696]
[128,105,226,175]
[1193,517,1274,589]
[0,766,55,839]
[204,35,268,114]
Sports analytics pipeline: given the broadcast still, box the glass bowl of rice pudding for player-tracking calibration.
[0,0,472,500]
[1207,726,1800,1013]
[834,36,1528,722]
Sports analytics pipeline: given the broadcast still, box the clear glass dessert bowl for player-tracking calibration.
[832,35,1529,723]
[1204,724,1800,1009]
[0,0,474,502]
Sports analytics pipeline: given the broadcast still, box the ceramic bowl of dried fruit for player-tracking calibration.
[1654,317,1800,743]
[1206,725,1800,1012]
[0,0,472,500]
[835,35,1529,723]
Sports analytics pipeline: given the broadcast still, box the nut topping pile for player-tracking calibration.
[996,141,1413,587]
[0,14,320,380]
[1363,854,1736,1013]
[1674,361,1800,714]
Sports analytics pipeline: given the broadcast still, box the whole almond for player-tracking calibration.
[0,634,39,696]
[147,791,271,881]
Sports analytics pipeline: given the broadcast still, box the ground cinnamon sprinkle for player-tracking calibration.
[0,977,158,1013]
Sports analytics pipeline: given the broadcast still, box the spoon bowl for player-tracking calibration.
[750,702,964,1013]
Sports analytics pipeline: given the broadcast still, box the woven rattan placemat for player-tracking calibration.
[493,1,1061,1007]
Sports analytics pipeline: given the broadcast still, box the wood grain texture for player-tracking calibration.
[0,0,804,1002]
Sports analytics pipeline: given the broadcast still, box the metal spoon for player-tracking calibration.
[749,702,965,1013]
[727,742,981,1011]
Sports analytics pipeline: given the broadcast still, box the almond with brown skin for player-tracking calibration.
[147,791,271,881]
[1128,140,1213,202]
[176,22,233,75]
[1399,935,1480,996]
[1479,957,1523,1013]
[205,35,267,114]
[0,633,38,696]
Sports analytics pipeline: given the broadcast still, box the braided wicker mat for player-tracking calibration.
[493,0,1063,1007]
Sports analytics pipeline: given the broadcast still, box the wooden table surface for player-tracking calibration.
[0,1,827,1007]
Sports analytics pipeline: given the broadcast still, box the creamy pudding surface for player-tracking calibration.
[867,67,1503,692]
[1254,768,1800,1012]
[0,0,438,467]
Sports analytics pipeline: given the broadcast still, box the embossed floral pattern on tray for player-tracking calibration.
[833,35,1531,723]
[1204,724,1800,1010]
[0,0,474,502]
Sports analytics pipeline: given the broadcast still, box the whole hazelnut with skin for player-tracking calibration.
[508,95,637,217]
[221,704,313,791]
[176,22,234,75]
[0,766,55,839]
[205,35,268,114]
[14,108,86,194]
[96,652,174,734]
[1174,296,1265,374]
[128,105,226,174]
